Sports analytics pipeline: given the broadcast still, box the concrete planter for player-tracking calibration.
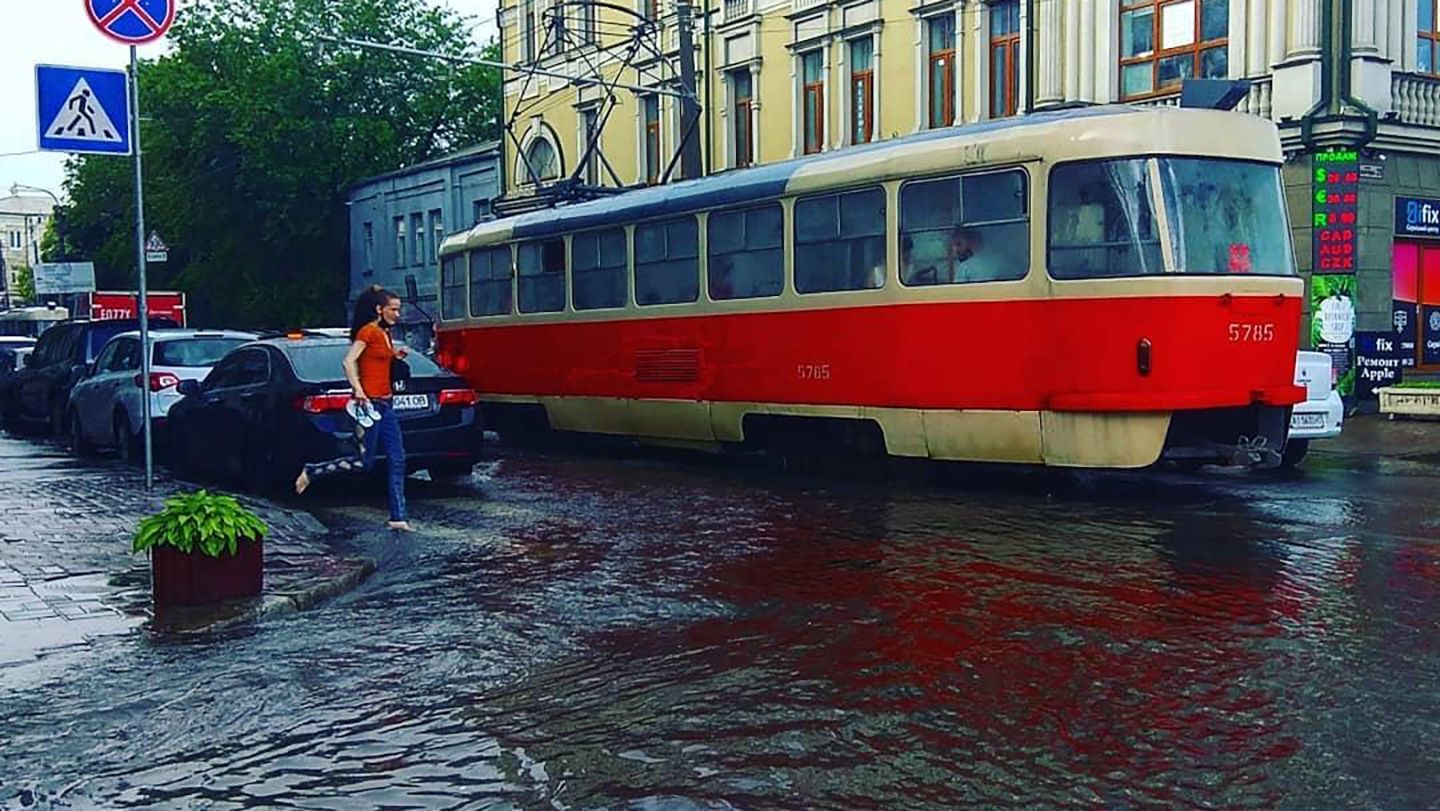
[151,538,263,606]
[1377,386,1440,419]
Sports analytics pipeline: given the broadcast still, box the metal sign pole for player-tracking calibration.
[129,45,154,490]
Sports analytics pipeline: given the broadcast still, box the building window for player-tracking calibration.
[572,228,628,310]
[927,15,956,129]
[849,38,874,144]
[517,239,566,313]
[9,231,20,250]
[990,1,1021,118]
[1422,0,1438,73]
[473,199,492,226]
[393,217,406,267]
[708,203,784,300]
[579,0,597,45]
[794,187,887,293]
[429,210,444,263]
[643,0,660,19]
[581,107,599,185]
[1120,0,1229,99]
[635,216,699,304]
[731,70,754,168]
[522,0,537,63]
[801,50,825,154]
[410,213,425,265]
[442,253,466,319]
[524,137,560,183]
[469,246,513,317]
[362,221,374,272]
[644,95,661,183]
[900,169,1030,286]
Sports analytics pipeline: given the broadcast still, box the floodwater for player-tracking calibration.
[2,447,1438,809]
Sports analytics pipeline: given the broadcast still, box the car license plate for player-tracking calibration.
[393,394,429,411]
[1290,413,1325,430]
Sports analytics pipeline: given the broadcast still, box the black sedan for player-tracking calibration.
[166,333,482,490]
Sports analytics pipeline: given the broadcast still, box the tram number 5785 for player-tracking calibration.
[1228,323,1275,342]
[797,363,832,381]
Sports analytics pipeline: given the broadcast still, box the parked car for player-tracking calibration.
[165,332,482,489]
[1284,350,1344,468]
[67,329,258,460]
[0,318,179,435]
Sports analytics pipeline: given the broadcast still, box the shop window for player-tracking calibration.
[1120,0,1229,99]
[794,187,886,293]
[708,203,784,300]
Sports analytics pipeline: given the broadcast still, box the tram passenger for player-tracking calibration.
[945,227,1006,283]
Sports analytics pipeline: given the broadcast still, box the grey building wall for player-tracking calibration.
[347,143,501,352]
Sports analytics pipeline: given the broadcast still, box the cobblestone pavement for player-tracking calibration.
[0,434,366,670]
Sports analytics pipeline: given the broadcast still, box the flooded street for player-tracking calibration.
[3,447,1439,809]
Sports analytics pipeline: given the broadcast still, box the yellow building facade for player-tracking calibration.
[497,0,1440,198]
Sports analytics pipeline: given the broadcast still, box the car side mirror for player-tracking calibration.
[176,379,200,397]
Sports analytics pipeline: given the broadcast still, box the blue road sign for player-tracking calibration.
[36,64,131,156]
[85,0,175,46]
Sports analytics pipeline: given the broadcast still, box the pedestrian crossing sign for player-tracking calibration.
[35,64,131,156]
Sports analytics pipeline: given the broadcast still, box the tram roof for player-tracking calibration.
[452,104,1269,250]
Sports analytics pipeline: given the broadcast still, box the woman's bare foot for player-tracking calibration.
[294,470,311,495]
[387,520,414,532]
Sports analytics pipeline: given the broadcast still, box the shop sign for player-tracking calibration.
[1311,274,1356,396]
[1356,332,1403,399]
[1313,150,1359,272]
[1395,196,1440,239]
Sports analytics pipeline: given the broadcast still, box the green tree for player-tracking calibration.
[55,0,500,328]
[13,265,34,304]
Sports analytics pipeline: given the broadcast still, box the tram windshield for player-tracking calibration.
[1047,157,1295,279]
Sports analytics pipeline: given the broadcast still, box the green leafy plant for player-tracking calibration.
[133,490,268,558]
[1395,380,1440,389]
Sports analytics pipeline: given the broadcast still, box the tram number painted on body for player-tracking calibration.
[1228,323,1276,343]
[796,363,832,381]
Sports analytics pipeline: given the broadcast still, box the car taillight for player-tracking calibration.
[296,392,352,413]
[438,389,478,406]
[134,372,180,392]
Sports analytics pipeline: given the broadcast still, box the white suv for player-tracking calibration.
[1284,350,1344,468]
[67,329,257,460]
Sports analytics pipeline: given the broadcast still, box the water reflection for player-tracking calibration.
[2,453,1438,808]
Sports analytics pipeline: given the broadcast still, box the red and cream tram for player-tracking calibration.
[435,106,1305,469]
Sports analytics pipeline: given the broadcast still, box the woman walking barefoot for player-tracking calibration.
[294,285,414,531]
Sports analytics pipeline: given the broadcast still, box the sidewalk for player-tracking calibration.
[1310,412,1440,465]
[0,435,374,670]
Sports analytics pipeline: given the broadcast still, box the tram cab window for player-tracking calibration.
[518,238,567,313]
[708,203,783,300]
[572,228,629,310]
[794,187,886,293]
[1047,159,1164,279]
[441,254,466,319]
[1157,159,1296,276]
[900,169,1029,286]
[635,217,699,305]
[469,246,514,316]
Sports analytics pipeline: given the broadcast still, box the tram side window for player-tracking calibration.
[518,239,567,313]
[635,217,699,305]
[572,228,629,310]
[707,203,783,300]
[794,187,886,293]
[441,254,467,319]
[469,246,513,317]
[900,169,1029,286]
[1048,159,1164,279]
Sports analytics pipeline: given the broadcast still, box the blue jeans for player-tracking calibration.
[304,400,408,521]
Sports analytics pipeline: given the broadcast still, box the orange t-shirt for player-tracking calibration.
[355,322,396,399]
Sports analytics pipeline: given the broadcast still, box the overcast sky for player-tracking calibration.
[0,0,499,202]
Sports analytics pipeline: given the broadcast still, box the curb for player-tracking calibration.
[152,556,377,635]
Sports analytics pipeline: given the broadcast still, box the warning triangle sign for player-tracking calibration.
[45,78,123,143]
